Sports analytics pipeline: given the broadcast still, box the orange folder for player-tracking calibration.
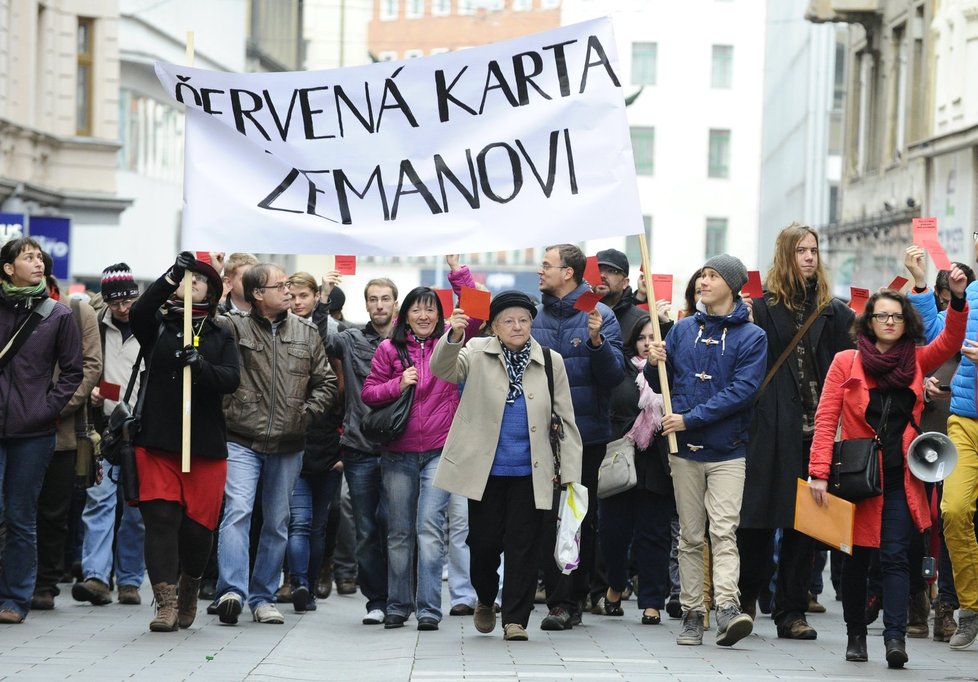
[793,479,855,555]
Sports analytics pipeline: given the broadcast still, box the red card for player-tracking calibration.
[924,240,953,270]
[636,303,650,311]
[583,256,600,286]
[849,287,870,315]
[459,287,491,320]
[334,255,357,275]
[194,251,211,265]
[573,290,604,313]
[651,274,673,303]
[99,381,121,402]
[433,288,454,317]
[887,276,909,291]
[912,217,938,247]
[743,271,764,299]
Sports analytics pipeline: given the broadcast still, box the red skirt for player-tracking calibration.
[135,447,227,530]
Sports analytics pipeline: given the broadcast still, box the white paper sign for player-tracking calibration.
[154,18,643,256]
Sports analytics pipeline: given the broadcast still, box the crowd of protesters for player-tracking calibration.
[2,225,978,671]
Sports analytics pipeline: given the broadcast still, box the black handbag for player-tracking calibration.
[100,349,144,466]
[829,393,890,502]
[361,346,415,445]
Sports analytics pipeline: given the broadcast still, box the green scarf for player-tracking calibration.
[2,280,47,299]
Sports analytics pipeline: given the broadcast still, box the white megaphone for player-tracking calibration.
[907,432,958,482]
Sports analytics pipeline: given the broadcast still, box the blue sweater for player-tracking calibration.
[490,395,533,476]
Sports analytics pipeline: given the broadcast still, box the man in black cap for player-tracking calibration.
[594,248,650,340]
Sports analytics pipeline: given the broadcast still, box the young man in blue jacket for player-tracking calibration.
[533,243,625,630]
[647,254,767,648]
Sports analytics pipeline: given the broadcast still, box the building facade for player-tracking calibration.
[758,0,847,282]
[0,0,129,280]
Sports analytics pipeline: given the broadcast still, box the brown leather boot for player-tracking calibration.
[177,575,202,629]
[149,582,178,632]
[906,589,930,638]
[934,601,957,642]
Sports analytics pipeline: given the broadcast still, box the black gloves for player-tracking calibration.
[175,344,203,374]
[167,251,196,283]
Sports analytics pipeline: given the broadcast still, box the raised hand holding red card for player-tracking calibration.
[334,255,357,275]
[651,274,673,304]
[583,256,601,287]
[849,287,869,315]
[573,290,603,312]
[459,287,491,320]
[743,271,764,299]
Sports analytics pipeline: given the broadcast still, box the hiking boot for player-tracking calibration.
[777,617,818,640]
[906,590,930,638]
[934,601,957,642]
[216,592,242,625]
[177,575,201,629]
[884,637,908,668]
[335,577,357,595]
[118,584,141,605]
[149,582,178,632]
[504,623,528,641]
[677,610,705,646]
[72,578,112,606]
[806,592,826,613]
[950,608,978,650]
[316,562,333,600]
[31,591,55,610]
[715,604,753,647]
[474,601,496,633]
[540,607,573,631]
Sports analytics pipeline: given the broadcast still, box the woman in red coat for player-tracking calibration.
[809,268,967,669]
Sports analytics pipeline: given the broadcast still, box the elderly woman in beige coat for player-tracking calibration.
[431,290,582,642]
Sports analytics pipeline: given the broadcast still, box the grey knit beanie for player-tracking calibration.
[702,254,748,295]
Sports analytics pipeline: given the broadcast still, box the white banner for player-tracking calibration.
[155,18,643,256]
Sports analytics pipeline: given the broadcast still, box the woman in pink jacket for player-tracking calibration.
[361,267,477,631]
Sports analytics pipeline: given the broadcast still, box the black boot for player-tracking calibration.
[845,634,868,662]
[884,638,908,669]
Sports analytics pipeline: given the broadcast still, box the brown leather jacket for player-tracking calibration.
[218,310,337,454]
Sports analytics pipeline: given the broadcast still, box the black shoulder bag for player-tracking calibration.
[830,354,888,502]
[361,345,415,445]
[542,346,566,488]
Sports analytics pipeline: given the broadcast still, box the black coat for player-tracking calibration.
[607,360,673,497]
[740,293,854,529]
[302,301,343,475]
[130,274,240,459]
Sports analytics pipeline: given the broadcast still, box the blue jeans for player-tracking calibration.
[842,482,916,639]
[0,435,56,617]
[80,463,145,587]
[216,442,303,611]
[287,468,341,589]
[381,450,448,620]
[447,493,477,608]
[342,449,388,613]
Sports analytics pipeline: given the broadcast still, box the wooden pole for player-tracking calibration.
[182,31,195,473]
[639,232,678,454]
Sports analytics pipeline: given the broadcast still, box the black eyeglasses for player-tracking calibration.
[259,282,289,292]
[871,313,905,323]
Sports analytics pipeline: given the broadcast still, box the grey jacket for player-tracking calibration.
[325,321,385,454]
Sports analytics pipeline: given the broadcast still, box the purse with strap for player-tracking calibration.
[361,345,415,445]
[829,352,887,502]
[68,298,102,488]
[542,346,566,488]
[597,435,637,499]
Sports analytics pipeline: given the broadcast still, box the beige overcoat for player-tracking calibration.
[430,334,582,510]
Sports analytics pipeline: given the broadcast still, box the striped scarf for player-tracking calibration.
[500,340,532,405]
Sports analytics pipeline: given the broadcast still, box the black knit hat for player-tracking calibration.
[101,263,139,301]
[489,290,537,324]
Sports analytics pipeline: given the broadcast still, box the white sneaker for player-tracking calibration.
[252,603,285,624]
[362,608,385,625]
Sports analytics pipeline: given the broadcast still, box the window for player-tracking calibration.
[630,126,655,175]
[404,49,424,59]
[708,128,730,178]
[513,0,533,10]
[76,17,94,136]
[118,90,185,183]
[379,0,397,21]
[405,0,423,18]
[705,218,728,258]
[458,0,475,15]
[631,42,657,86]
[432,0,451,16]
[711,45,733,88]
[377,51,397,61]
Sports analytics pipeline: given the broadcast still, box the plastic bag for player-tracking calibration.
[553,482,589,575]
